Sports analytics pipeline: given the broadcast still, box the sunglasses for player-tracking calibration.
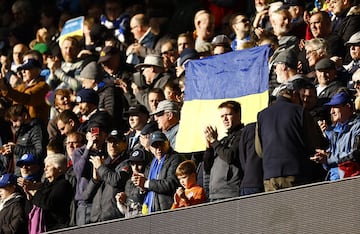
[352,80,360,86]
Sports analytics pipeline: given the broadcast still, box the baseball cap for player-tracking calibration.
[140,121,159,135]
[17,58,42,71]
[149,131,168,146]
[283,0,305,8]
[0,174,17,188]
[150,100,179,116]
[124,104,149,117]
[106,130,126,142]
[16,153,39,167]
[128,148,147,162]
[98,46,119,63]
[75,88,99,105]
[323,92,352,106]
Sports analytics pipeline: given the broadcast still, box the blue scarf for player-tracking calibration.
[142,156,166,214]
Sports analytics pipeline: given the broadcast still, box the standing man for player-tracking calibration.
[47,36,83,91]
[151,100,180,149]
[87,130,131,222]
[256,81,327,191]
[230,14,251,51]
[203,101,243,201]
[0,58,50,125]
[132,131,184,214]
[131,54,170,110]
[126,13,158,64]
[72,122,109,225]
[124,104,150,153]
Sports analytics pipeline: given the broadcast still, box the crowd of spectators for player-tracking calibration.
[0,0,359,232]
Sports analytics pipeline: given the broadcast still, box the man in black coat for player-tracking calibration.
[255,81,328,192]
[132,131,184,213]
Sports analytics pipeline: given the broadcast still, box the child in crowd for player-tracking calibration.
[171,160,206,209]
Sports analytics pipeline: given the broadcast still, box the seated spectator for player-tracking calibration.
[26,153,73,231]
[312,91,360,181]
[171,160,206,209]
[315,58,344,106]
[116,148,152,218]
[343,31,360,76]
[0,173,27,234]
[132,131,184,214]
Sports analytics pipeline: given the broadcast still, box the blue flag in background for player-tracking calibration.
[175,45,270,153]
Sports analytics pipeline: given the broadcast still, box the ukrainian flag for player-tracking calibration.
[59,16,84,45]
[175,45,270,153]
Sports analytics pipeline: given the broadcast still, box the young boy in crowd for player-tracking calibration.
[171,160,206,209]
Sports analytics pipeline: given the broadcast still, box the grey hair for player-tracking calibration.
[45,153,67,170]
[305,38,328,56]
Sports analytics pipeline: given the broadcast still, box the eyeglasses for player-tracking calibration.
[234,19,250,24]
[352,80,360,86]
[155,111,166,117]
[306,48,320,56]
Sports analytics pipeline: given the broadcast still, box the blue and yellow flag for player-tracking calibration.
[59,16,84,45]
[175,45,270,153]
